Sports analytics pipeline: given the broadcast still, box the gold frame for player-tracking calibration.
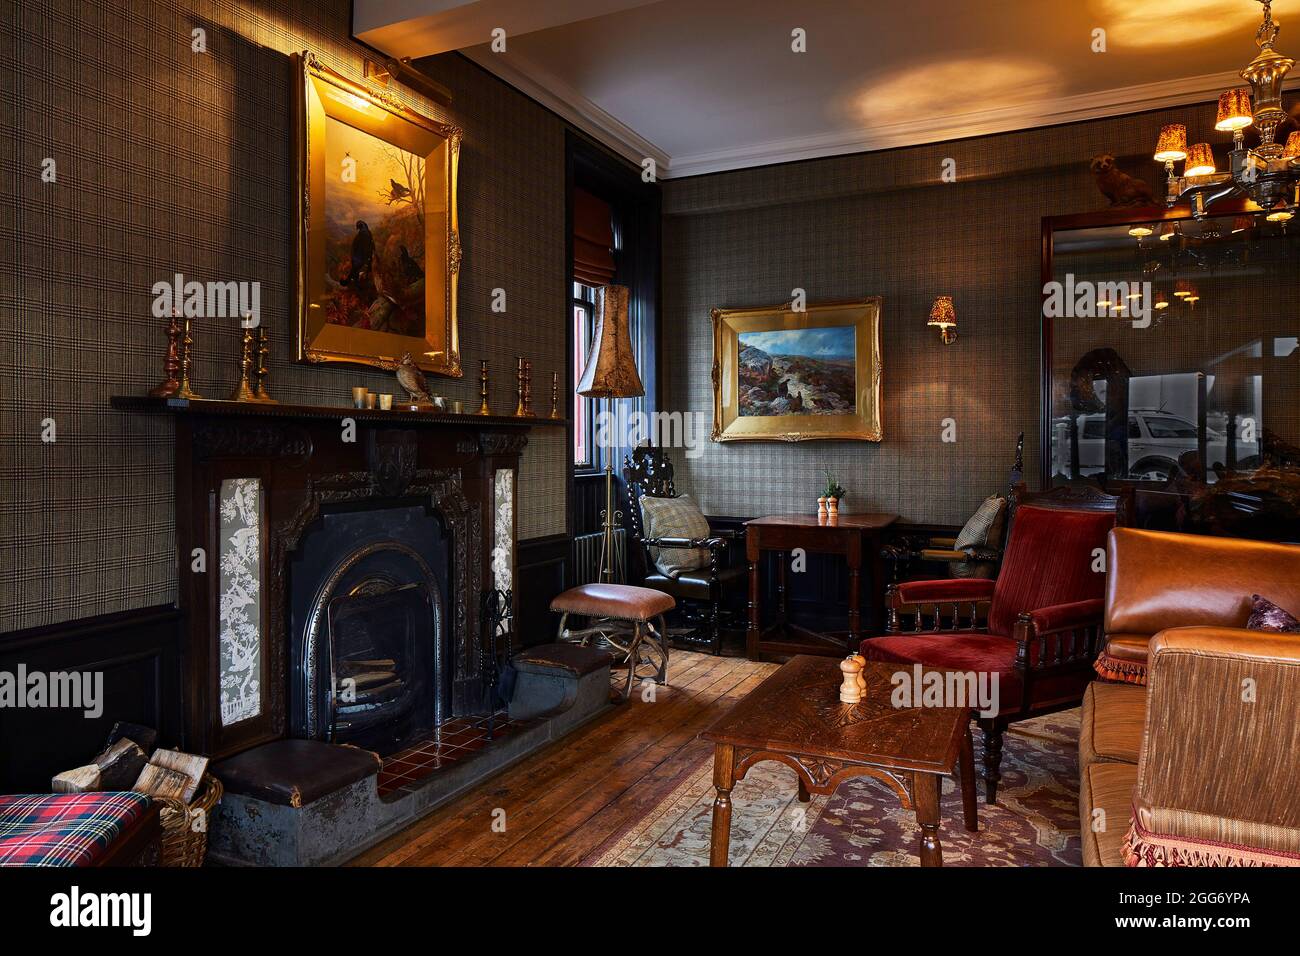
[711,299,883,442]
[293,52,462,377]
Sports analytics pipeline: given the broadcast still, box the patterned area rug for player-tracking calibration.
[587,710,1081,867]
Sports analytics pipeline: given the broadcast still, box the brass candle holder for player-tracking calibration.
[148,309,183,398]
[523,359,535,417]
[253,328,276,403]
[549,371,560,419]
[230,328,258,402]
[478,359,491,415]
[514,357,527,417]
[176,316,202,400]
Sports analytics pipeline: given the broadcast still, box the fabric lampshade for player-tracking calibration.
[577,285,644,399]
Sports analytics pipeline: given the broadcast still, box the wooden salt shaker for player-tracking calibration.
[839,656,863,704]
[850,653,868,694]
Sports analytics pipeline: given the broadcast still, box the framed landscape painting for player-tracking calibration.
[293,52,462,376]
[711,299,882,442]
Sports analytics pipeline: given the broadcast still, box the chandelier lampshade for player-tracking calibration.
[1154,124,1189,163]
[1284,132,1300,158]
[1214,88,1254,131]
[1185,143,1216,177]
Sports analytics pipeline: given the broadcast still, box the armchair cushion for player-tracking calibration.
[1094,634,1153,685]
[644,563,745,601]
[638,494,710,577]
[989,505,1115,638]
[894,577,996,604]
[953,494,1007,552]
[859,631,1092,714]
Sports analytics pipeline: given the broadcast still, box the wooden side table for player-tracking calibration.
[701,655,977,867]
[744,513,898,660]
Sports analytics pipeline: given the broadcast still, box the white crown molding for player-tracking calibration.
[666,71,1300,178]
[462,48,669,172]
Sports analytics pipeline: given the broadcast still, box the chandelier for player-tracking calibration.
[1154,0,1300,220]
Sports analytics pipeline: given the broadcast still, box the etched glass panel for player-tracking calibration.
[491,468,514,594]
[218,477,262,726]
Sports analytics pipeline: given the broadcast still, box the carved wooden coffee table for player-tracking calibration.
[701,655,977,866]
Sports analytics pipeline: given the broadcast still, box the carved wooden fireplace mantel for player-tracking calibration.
[111,396,566,760]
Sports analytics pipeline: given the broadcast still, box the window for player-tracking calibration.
[573,281,596,468]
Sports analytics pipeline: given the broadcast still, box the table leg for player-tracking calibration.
[847,565,861,646]
[797,776,810,803]
[913,772,943,867]
[959,722,978,832]
[710,744,736,867]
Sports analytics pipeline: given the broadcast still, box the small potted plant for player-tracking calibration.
[822,471,847,518]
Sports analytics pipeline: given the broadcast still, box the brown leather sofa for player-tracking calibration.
[1080,528,1300,866]
[1094,528,1300,685]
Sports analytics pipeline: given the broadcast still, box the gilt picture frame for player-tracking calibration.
[293,51,462,377]
[711,299,883,442]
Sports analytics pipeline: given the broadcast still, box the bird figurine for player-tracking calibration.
[392,351,432,406]
[1090,153,1155,208]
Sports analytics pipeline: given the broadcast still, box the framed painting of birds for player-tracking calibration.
[293,52,463,377]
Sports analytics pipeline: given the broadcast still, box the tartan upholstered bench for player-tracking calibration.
[551,583,674,699]
[0,792,160,867]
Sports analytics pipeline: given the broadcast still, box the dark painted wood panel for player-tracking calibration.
[0,606,182,792]
[515,534,570,648]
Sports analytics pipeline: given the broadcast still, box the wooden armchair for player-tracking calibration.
[863,486,1130,803]
[622,446,745,655]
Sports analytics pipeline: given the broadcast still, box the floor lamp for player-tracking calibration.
[576,284,644,583]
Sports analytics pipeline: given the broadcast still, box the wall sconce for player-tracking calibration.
[927,295,957,345]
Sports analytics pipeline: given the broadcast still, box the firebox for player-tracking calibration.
[288,503,450,756]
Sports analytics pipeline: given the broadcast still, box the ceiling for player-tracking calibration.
[355,0,1300,178]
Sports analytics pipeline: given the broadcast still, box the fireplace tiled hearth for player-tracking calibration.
[375,714,541,798]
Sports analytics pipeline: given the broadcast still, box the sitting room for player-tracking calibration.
[2,0,1298,917]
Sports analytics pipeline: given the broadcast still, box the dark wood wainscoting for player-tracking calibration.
[515,534,570,648]
[0,606,183,792]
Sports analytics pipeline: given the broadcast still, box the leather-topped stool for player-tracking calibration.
[550,583,674,698]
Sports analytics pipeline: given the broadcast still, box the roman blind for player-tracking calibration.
[573,187,615,286]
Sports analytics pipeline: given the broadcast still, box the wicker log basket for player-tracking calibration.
[151,773,223,867]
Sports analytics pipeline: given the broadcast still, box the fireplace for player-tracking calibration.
[288,502,451,756]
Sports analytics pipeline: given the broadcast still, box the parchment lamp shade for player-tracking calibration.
[1153,124,1188,163]
[1215,88,1254,132]
[1284,132,1300,158]
[577,284,644,399]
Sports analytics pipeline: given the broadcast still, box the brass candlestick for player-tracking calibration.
[148,310,182,398]
[514,357,526,417]
[230,329,258,402]
[523,360,535,417]
[253,328,276,403]
[478,359,491,415]
[176,316,202,400]
[549,371,560,419]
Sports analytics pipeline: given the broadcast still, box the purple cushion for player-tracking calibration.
[1247,594,1300,633]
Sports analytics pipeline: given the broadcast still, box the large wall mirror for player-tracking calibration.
[1042,205,1299,541]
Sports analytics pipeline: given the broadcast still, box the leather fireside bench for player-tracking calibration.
[1080,528,1300,867]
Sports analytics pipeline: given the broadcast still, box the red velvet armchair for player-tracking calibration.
[861,487,1128,804]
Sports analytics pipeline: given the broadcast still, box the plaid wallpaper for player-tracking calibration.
[660,102,1228,527]
[0,0,566,632]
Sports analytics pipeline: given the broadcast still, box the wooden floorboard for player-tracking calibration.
[348,650,778,867]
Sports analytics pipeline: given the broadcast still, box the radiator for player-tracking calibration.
[572,529,626,584]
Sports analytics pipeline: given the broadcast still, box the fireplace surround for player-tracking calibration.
[112,396,545,760]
